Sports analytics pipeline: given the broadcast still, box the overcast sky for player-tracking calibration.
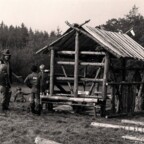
[0,0,144,33]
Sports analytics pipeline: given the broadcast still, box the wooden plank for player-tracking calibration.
[110,32,137,58]
[91,122,144,133]
[121,119,144,126]
[94,29,130,57]
[35,136,61,144]
[122,135,144,142]
[84,26,123,57]
[105,31,134,57]
[115,33,143,59]
[122,34,144,59]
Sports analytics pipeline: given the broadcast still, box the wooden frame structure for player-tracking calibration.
[37,22,144,117]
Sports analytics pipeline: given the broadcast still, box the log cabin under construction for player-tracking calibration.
[36,22,144,117]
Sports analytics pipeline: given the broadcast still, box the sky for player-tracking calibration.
[0,0,144,34]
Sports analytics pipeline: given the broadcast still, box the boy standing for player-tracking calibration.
[24,65,41,115]
[39,64,49,95]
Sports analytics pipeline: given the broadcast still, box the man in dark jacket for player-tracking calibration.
[0,64,11,113]
[0,49,22,111]
[24,65,42,115]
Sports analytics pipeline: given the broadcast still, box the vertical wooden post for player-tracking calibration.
[102,53,109,100]
[101,53,109,116]
[111,85,116,113]
[135,74,144,112]
[50,48,55,96]
[121,59,126,112]
[74,31,79,97]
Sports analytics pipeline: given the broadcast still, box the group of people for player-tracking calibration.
[0,49,50,116]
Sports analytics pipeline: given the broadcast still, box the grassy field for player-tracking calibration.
[0,86,144,144]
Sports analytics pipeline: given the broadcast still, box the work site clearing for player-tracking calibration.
[0,86,144,144]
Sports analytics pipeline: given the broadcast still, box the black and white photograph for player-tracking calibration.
[0,0,144,143]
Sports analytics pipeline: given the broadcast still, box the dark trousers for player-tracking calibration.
[0,86,11,111]
[30,92,41,115]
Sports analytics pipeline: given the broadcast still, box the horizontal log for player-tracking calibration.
[121,119,144,126]
[56,77,103,82]
[40,95,98,103]
[57,61,104,66]
[122,135,144,142]
[80,62,104,66]
[57,51,106,55]
[91,122,144,133]
[107,82,144,85]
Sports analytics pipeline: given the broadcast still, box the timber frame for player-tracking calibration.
[39,22,144,117]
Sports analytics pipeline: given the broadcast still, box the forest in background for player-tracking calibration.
[0,22,61,80]
[0,5,144,81]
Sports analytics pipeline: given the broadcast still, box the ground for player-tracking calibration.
[0,86,144,144]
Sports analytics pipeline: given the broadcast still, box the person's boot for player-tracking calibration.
[0,106,6,116]
[35,104,42,116]
[30,103,36,114]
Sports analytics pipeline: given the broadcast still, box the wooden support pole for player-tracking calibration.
[135,74,144,111]
[111,85,116,113]
[121,59,126,112]
[50,49,55,96]
[101,53,109,117]
[102,53,109,100]
[74,31,79,97]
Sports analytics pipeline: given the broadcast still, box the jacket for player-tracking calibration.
[24,72,40,93]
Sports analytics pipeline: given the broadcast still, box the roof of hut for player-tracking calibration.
[36,25,144,60]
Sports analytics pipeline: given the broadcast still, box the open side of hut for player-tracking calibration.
[36,23,144,117]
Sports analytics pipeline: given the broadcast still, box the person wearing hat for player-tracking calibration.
[0,64,11,113]
[0,49,22,110]
[39,64,50,95]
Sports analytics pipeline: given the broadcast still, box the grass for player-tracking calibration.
[0,85,143,144]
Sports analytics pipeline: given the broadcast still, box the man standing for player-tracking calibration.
[0,49,22,111]
[0,64,11,113]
